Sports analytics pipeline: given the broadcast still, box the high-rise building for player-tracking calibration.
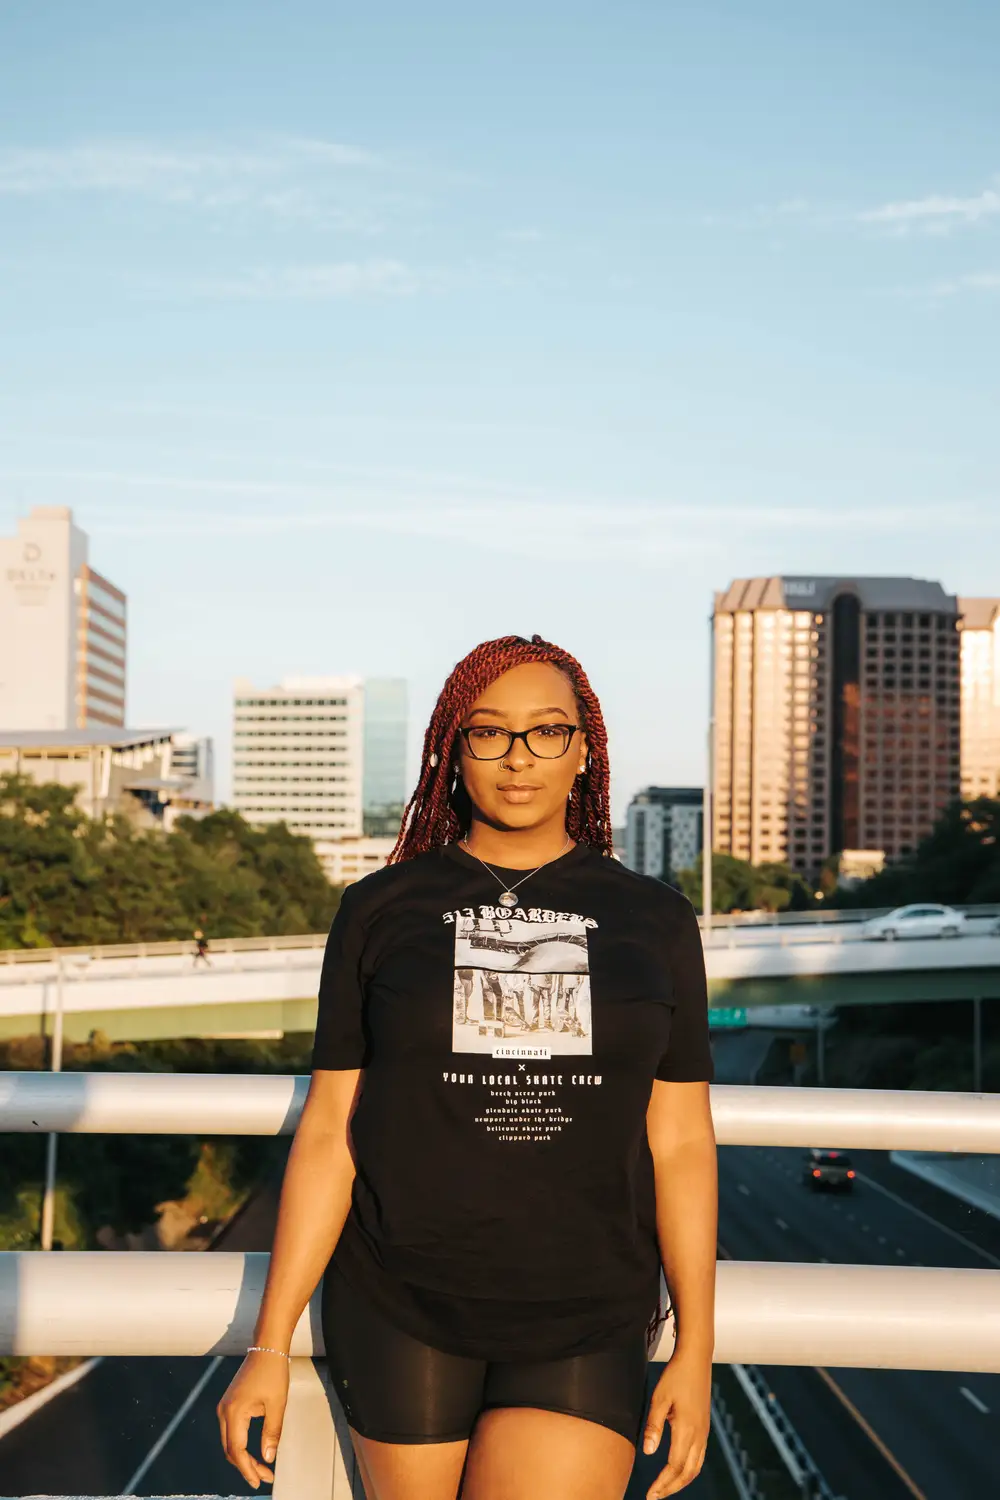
[0,506,126,731]
[624,787,703,883]
[232,676,365,846]
[959,598,1000,799]
[712,577,961,882]
[362,678,408,836]
[232,675,410,882]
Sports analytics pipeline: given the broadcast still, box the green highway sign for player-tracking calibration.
[709,1006,748,1029]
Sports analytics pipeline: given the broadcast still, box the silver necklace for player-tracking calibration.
[459,835,572,908]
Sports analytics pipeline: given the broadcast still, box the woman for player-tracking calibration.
[217,634,717,1500]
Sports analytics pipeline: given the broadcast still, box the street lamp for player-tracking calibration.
[40,951,91,1251]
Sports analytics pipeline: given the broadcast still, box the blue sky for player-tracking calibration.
[2,1,998,817]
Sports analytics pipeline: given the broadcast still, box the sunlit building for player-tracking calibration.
[0,506,127,731]
[959,598,1000,799]
[712,577,962,882]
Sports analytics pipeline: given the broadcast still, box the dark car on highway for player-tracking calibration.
[802,1148,856,1192]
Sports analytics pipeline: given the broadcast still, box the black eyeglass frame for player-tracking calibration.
[457,724,583,761]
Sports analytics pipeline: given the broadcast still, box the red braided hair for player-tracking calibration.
[388,634,614,863]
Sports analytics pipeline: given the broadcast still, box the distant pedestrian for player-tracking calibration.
[193,928,211,967]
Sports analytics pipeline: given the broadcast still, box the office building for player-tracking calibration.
[362,678,408,836]
[320,835,399,886]
[232,677,365,848]
[624,787,703,883]
[959,598,1000,799]
[0,506,126,731]
[712,577,961,881]
[0,727,213,829]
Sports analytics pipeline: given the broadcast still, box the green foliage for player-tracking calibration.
[676,853,812,914]
[0,774,343,949]
[835,796,1000,908]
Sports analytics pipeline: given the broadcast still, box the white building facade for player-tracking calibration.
[232,676,365,871]
[0,506,126,731]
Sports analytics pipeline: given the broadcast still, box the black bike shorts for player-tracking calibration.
[321,1257,649,1446]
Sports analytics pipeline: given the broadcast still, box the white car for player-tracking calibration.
[861,904,967,941]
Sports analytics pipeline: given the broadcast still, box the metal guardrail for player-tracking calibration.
[3,1252,999,1372]
[3,1078,1000,1500]
[3,1073,999,1153]
[0,933,328,967]
[1,901,997,966]
[731,1364,840,1500]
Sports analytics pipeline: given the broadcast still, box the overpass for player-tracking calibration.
[1,912,998,1044]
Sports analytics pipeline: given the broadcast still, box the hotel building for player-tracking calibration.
[712,577,962,882]
[0,506,126,730]
[959,598,1000,799]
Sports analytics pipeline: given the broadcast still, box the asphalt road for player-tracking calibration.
[4,1140,999,1497]
[0,1183,281,1499]
[718,1142,1000,1500]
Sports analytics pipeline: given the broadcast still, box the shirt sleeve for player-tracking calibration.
[310,886,370,1071]
[656,895,714,1083]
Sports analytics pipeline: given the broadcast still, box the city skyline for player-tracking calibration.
[2,2,999,818]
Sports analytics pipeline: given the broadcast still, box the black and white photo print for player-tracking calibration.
[451,914,593,1056]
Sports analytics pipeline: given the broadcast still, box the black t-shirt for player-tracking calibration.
[310,840,713,1361]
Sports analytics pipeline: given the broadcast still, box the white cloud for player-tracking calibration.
[0,136,385,224]
[4,465,982,564]
[860,183,1000,232]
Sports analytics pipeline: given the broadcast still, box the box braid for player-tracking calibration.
[389,633,614,864]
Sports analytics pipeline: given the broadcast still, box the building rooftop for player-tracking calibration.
[0,727,179,750]
[715,575,958,614]
[958,597,1000,631]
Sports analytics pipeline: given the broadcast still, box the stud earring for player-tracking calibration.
[577,762,586,774]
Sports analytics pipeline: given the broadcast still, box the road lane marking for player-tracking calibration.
[814,1367,929,1500]
[738,1183,750,1196]
[119,1355,223,1496]
[775,1217,788,1230]
[856,1172,1000,1269]
[960,1386,989,1414]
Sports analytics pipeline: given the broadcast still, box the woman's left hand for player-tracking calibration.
[641,1349,712,1498]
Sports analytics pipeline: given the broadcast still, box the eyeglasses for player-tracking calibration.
[458,724,582,761]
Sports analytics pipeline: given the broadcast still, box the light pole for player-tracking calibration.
[40,951,90,1251]
[703,607,715,934]
[973,996,982,1094]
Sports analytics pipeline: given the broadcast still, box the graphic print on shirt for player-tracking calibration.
[451,913,592,1056]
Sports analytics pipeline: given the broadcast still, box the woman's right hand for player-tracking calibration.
[216,1350,290,1490]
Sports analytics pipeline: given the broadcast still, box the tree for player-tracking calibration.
[838,797,1000,908]
[676,853,811,914]
[0,775,343,948]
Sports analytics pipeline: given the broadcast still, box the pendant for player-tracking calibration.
[499,892,519,908]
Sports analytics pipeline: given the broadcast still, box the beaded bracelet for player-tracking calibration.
[247,1344,291,1360]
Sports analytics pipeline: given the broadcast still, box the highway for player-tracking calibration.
[0,1182,279,1498]
[717,1144,1000,1499]
[3,1123,999,1496]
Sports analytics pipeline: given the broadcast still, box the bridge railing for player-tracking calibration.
[2,1075,1000,1500]
[2,901,998,969]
